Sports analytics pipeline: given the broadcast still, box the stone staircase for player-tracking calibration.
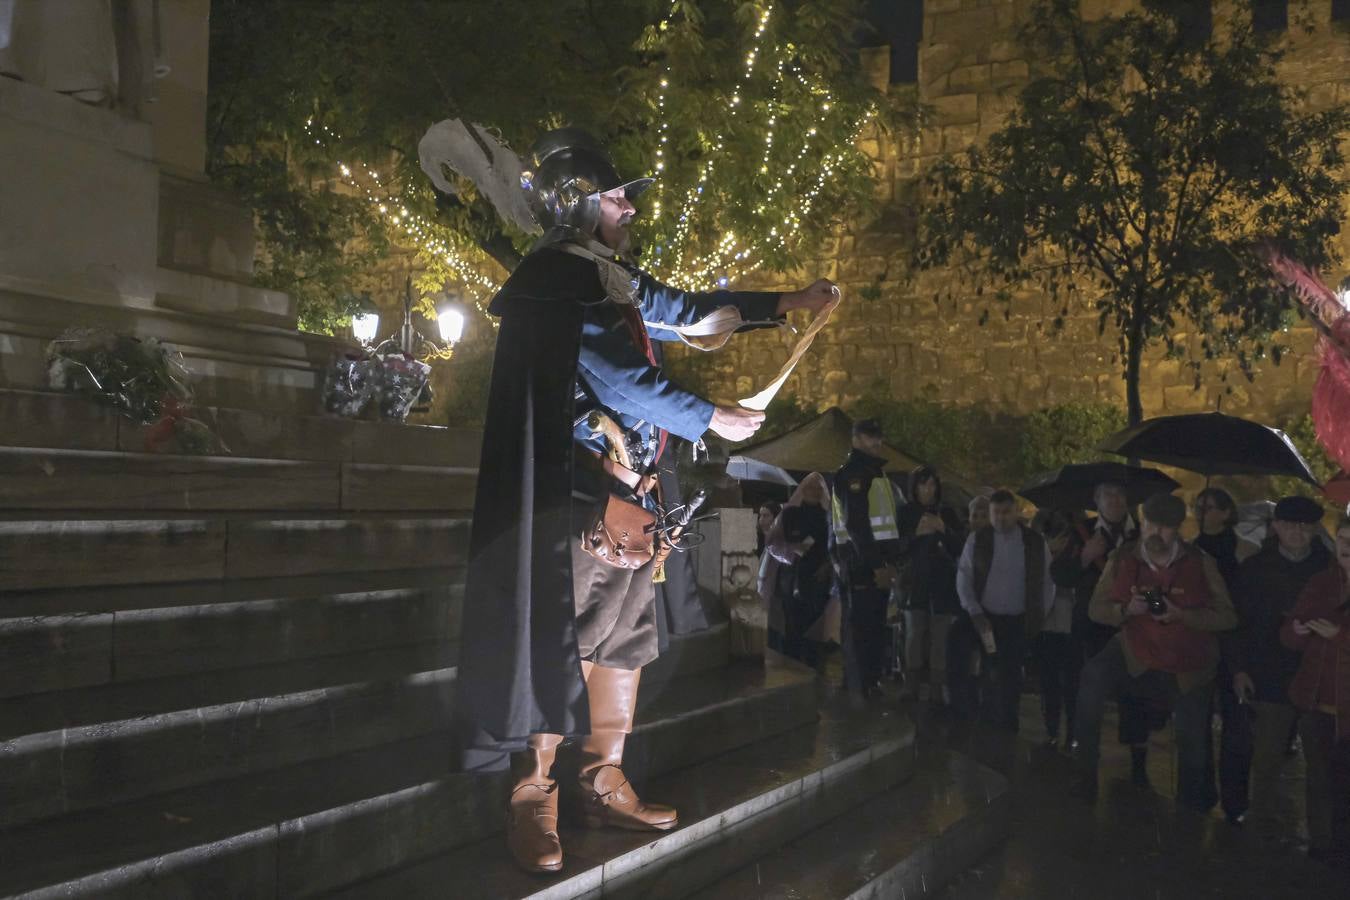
[0,387,1010,899]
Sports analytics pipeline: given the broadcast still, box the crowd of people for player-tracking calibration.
[753,418,1350,868]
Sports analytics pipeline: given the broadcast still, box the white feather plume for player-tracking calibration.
[418,118,541,235]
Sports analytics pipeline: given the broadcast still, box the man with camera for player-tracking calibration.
[1071,493,1237,807]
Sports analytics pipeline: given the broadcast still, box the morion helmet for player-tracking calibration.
[520,127,653,235]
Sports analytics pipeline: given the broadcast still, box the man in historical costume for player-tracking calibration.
[456,127,838,874]
[830,418,903,699]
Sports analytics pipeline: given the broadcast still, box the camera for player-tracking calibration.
[1140,588,1168,616]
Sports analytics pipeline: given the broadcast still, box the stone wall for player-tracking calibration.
[663,0,1349,433]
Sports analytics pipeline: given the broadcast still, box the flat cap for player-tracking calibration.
[1141,492,1186,528]
[1274,495,1324,524]
[852,417,884,438]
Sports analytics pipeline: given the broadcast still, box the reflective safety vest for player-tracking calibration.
[831,476,900,545]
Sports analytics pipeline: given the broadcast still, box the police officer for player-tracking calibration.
[832,418,903,698]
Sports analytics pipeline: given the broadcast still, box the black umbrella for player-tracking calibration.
[1098,412,1320,486]
[1018,462,1180,511]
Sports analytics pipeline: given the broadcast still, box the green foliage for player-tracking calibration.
[1017,402,1127,474]
[439,338,496,429]
[756,393,819,440]
[850,386,1012,485]
[916,0,1350,425]
[208,0,896,331]
[1268,412,1340,501]
[220,159,389,333]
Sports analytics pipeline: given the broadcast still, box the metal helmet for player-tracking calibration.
[520,127,653,235]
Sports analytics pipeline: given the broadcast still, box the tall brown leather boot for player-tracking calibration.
[577,664,678,831]
[507,733,564,873]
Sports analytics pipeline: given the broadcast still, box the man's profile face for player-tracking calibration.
[596,188,636,250]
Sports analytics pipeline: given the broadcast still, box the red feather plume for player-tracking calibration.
[1256,243,1350,476]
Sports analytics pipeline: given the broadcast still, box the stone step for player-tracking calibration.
[0,639,455,743]
[0,625,735,828]
[0,613,726,743]
[0,657,812,898]
[0,278,347,416]
[0,515,469,591]
[0,387,482,465]
[0,447,476,512]
[0,581,462,718]
[690,752,1012,900]
[0,733,462,900]
[326,693,915,900]
[0,566,457,617]
[0,667,458,830]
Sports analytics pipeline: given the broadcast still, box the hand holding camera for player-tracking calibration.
[1138,587,1181,623]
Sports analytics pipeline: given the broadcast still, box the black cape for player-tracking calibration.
[457,247,604,772]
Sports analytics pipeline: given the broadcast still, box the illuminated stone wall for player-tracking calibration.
[665,0,1345,429]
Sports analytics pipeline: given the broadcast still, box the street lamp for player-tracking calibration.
[351,293,381,345]
[433,293,467,345]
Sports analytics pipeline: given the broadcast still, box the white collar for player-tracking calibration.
[1096,514,1136,536]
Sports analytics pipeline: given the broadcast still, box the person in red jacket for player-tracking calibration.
[1071,493,1237,807]
[1281,514,1350,866]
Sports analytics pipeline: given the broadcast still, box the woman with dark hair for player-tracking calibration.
[1194,488,1257,586]
[1282,515,1350,865]
[1033,508,1083,747]
[896,465,965,705]
[767,474,834,668]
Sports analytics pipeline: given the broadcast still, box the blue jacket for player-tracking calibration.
[571,264,783,465]
[459,244,784,770]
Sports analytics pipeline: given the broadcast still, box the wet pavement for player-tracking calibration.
[910,693,1350,899]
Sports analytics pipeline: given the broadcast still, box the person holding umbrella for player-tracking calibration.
[1071,493,1237,808]
[1193,487,1260,823]
[1194,488,1260,587]
[1051,480,1158,772]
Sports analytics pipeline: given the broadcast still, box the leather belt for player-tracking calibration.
[589,451,659,496]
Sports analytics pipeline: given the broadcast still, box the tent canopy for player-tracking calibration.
[731,407,982,511]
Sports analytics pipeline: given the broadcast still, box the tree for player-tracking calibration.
[208,0,899,333]
[915,0,1350,425]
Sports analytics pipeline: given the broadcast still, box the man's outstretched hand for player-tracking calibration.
[708,405,766,442]
[777,279,840,316]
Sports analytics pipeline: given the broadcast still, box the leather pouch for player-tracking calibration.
[581,492,656,570]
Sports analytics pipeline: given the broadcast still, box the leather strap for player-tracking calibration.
[590,451,658,496]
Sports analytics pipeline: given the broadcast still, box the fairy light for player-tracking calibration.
[305,121,502,329]
[668,3,775,278]
[296,2,870,305]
